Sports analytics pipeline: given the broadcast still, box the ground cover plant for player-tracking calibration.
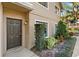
[34,20,76,57]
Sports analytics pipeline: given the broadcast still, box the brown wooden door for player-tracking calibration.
[7,18,22,49]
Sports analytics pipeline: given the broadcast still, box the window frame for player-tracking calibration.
[35,19,49,38]
[36,2,49,10]
[38,2,48,8]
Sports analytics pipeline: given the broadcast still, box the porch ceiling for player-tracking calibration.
[2,2,30,13]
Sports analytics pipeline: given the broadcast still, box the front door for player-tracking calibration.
[7,18,22,49]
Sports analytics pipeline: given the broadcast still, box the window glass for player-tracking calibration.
[36,21,48,37]
[39,2,48,8]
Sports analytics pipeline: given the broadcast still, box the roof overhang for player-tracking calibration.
[12,2,34,11]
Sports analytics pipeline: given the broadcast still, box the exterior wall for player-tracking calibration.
[30,2,60,22]
[0,2,3,57]
[29,13,57,48]
[0,2,61,56]
[29,2,61,48]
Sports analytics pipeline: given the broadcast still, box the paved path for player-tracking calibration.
[72,36,79,57]
[4,46,38,57]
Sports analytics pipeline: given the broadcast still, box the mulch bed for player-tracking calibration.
[32,37,76,57]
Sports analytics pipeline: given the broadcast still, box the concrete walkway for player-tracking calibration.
[72,36,79,57]
[4,46,38,57]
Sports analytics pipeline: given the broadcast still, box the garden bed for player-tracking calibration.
[32,37,76,57]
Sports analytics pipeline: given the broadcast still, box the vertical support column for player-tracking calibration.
[0,3,3,57]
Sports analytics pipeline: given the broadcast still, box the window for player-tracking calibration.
[36,21,48,37]
[38,2,48,8]
[55,6,59,14]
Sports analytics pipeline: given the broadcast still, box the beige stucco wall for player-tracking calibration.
[0,2,4,57]
[30,2,60,22]
[28,2,61,48]
[29,13,57,48]
[2,2,61,49]
[0,2,61,56]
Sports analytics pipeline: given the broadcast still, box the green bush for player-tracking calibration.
[55,20,69,39]
[35,24,46,51]
[46,37,58,49]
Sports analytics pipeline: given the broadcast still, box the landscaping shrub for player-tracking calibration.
[69,32,74,36]
[35,24,46,51]
[46,37,58,49]
[55,20,69,41]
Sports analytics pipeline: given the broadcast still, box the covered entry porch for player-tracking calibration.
[0,2,33,56]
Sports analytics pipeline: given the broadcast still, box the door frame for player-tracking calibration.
[3,14,26,56]
[2,5,29,56]
[6,17,22,49]
[3,16,26,55]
